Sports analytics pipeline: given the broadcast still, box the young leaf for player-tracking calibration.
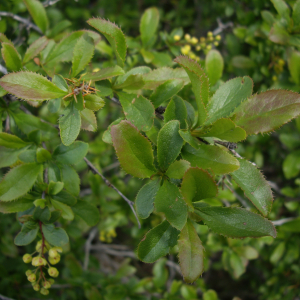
[23,0,49,33]
[0,147,25,168]
[14,221,39,246]
[233,90,300,135]
[52,74,68,92]
[283,150,300,179]
[293,0,300,28]
[53,141,89,165]
[181,167,218,207]
[83,66,125,81]
[155,180,188,230]
[288,50,300,85]
[174,56,209,125]
[0,133,28,149]
[178,220,204,283]
[135,178,161,219]
[87,18,127,67]
[114,74,145,90]
[182,144,240,175]
[47,20,72,38]
[271,0,290,21]
[140,7,160,48]
[157,120,184,171]
[118,92,155,132]
[51,199,74,220]
[42,224,69,246]
[0,196,34,213]
[1,43,22,71]
[81,109,97,132]
[102,118,123,144]
[164,96,188,129]
[205,49,224,86]
[194,207,277,238]
[111,120,156,178]
[51,190,77,206]
[179,129,200,149]
[116,66,151,85]
[137,220,179,263]
[60,165,80,196]
[23,36,48,64]
[184,100,196,129]
[166,160,190,179]
[84,94,105,111]
[72,200,100,226]
[59,102,81,146]
[0,163,42,201]
[36,148,51,163]
[72,33,95,77]
[48,181,64,195]
[0,72,67,101]
[206,76,253,125]
[231,158,273,216]
[33,206,51,223]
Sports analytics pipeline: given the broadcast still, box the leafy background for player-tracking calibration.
[0,0,300,299]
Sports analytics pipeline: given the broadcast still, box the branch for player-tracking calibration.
[83,227,98,270]
[0,294,15,300]
[83,157,141,228]
[43,0,61,6]
[213,18,234,35]
[272,217,297,226]
[0,64,8,75]
[0,12,43,35]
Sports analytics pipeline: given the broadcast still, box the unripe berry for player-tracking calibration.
[214,41,219,46]
[40,288,49,295]
[207,31,213,37]
[206,45,212,50]
[49,248,58,258]
[49,254,60,265]
[49,278,55,284]
[184,33,191,41]
[196,45,201,51]
[191,37,198,44]
[54,247,63,253]
[215,35,221,41]
[32,256,45,266]
[28,273,36,282]
[33,283,40,291]
[200,37,206,43]
[36,240,49,253]
[23,254,32,263]
[36,240,42,251]
[48,267,59,278]
[25,270,32,276]
[174,35,180,41]
[43,280,51,289]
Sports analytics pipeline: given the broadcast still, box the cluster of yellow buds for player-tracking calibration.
[22,240,63,295]
[100,228,117,243]
[272,58,285,82]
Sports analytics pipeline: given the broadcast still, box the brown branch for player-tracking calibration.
[83,227,98,270]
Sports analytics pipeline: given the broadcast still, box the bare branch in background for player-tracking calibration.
[272,217,297,226]
[83,227,98,270]
[213,18,234,35]
[0,294,15,300]
[0,64,8,75]
[43,0,61,7]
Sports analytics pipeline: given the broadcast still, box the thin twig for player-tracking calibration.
[83,227,98,270]
[0,64,8,75]
[0,12,43,35]
[0,295,15,300]
[83,157,141,228]
[5,115,10,133]
[43,0,61,7]
[272,217,297,226]
[213,18,234,35]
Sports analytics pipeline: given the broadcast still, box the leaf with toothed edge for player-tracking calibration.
[164,95,188,129]
[0,133,29,149]
[81,109,97,132]
[0,72,67,101]
[194,206,277,238]
[14,221,39,246]
[83,66,125,81]
[0,196,34,213]
[231,158,273,217]
[166,160,191,179]
[1,43,22,71]
[87,18,127,67]
[23,36,48,64]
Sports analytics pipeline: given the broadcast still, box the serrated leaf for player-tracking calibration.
[83,66,125,81]
[111,120,156,178]
[14,221,39,246]
[283,150,300,179]
[137,220,179,263]
[23,0,48,33]
[42,223,69,246]
[0,147,25,168]
[166,160,190,179]
[288,50,300,85]
[102,118,123,144]
[52,74,68,92]
[74,93,84,111]
[0,163,42,201]
[48,181,64,195]
[231,158,273,216]
[157,120,184,171]
[233,90,300,135]
[0,196,34,213]
[140,7,160,48]
[179,129,200,149]
[0,72,67,101]
[0,33,12,44]
[23,36,48,64]
[178,220,204,283]
[114,74,145,90]
[60,165,80,196]
[155,180,188,230]
[36,147,51,163]
[205,50,224,86]
[33,206,51,222]
[206,76,253,125]
[194,207,277,238]
[174,56,209,125]
[164,96,187,129]
[84,94,105,111]
[59,102,81,146]
[0,133,28,149]
[72,33,95,77]
[116,66,151,85]
[182,144,240,175]
[51,190,77,206]
[72,200,100,226]
[181,167,218,208]
[135,178,161,219]
[87,18,127,67]
[118,92,155,132]
[51,199,74,220]
[1,43,22,71]
[81,109,97,132]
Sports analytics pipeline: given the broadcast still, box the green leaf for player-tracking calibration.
[205,50,224,86]
[283,150,300,179]
[51,199,74,220]
[155,180,188,230]
[150,79,184,108]
[179,130,200,149]
[0,163,42,201]
[174,56,209,125]
[164,96,187,129]
[270,242,285,265]
[72,200,100,226]
[178,220,204,283]
[293,0,300,28]
[23,0,49,33]
[181,167,218,208]
[0,196,34,213]
[47,20,72,38]
[0,133,28,149]
[271,0,290,21]
[111,120,156,178]
[0,147,25,168]
[81,109,97,132]
[182,144,240,175]
[87,18,127,67]
[51,190,77,206]
[203,290,218,300]
[46,210,61,224]
[116,66,151,85]
[74,92,84,111]
[137,220,179,263]
[14,221,39,246]
[288,50,300,85]
[18,150,36,163]
[52,74,68,92]
[231,158,273,216]
[194,207,277,238]
[23,36,48,64]
[196,118,246,142]
[157,120,184,171]
[1,43,22,71]
[83,66,125,81]
[114,74,145,90]
[233,90,300,135]
[166,160,190,179]
[102,118,123,144]
[53,141,89,165]
[42,224,69,247]
[72,33,95,77]
[48,181,64,195]
[135,178,161,219]
[84,94,105,111]
[60,165,80,196]
[269,22,290,45]
[206,76,253,125]
[36,148,51,163]
[59,102,81,146]
[0,72,67,101]
[232,55,256,69]
[140,7,160,48]
[33,206,51,222]
[118,92,155,132]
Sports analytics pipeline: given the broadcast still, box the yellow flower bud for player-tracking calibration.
[200,37,206,43]
[49,248,58,258]
[190,53,196,60]
[278,59,285,66]
[196,56,200,62]
[174,35,181,41]
[206,45,212,50]
[207,31,213,37]
[23,254,32,263]
[196,45,201,51]
[272,75,278,81]
[184,34,191,41]
[191,37,198,44]
[214,41,219,46]
[215,35,221,41]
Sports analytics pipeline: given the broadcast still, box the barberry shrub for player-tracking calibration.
[1,0,300,293]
